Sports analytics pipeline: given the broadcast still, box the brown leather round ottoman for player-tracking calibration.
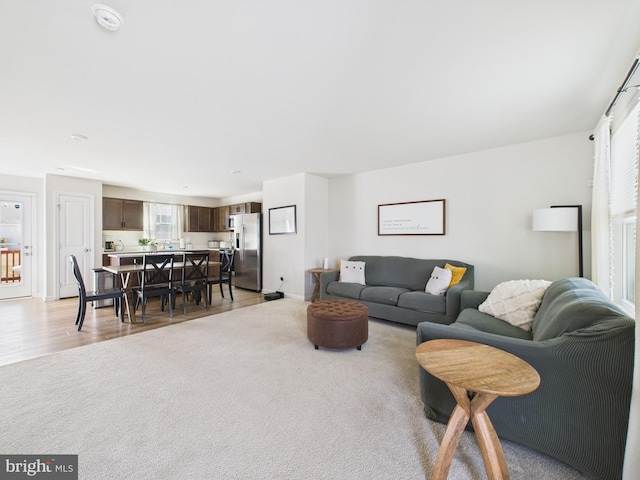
[307,300,368,350]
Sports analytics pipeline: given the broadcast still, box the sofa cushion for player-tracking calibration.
[397,291,446,314]
[339,260,366,284]
[455,308,533,340]
[326,281,366,300]
[360,286,409,306]
[533,278,630,341]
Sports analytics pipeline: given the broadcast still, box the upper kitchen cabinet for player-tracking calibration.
[185,205,212,232]
[103,197,143,230]
[229,203,246,214]
[229,202,262,214]
[215,206,230,232]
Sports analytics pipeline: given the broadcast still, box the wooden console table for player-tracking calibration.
[416,339,540,480]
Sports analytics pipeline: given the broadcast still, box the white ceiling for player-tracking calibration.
[1,1,640,198]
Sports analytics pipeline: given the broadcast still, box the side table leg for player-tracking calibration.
[471,398,508,480]
[311,272,321,302]
[431,404,470,480]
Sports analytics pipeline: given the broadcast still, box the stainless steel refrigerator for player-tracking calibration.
[232,213,262,291]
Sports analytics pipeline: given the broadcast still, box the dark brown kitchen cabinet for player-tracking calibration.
[103,197,143,230]
[185,206,212,232]
[210,208,219,233]
[230,202,262,214]
[245,202,262,213]
[215,206,230,232]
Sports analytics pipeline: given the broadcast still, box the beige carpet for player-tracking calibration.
[0,299,585,479]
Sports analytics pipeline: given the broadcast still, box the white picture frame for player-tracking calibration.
[378,199,446,235]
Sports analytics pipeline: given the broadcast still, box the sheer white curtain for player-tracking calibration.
[623,107,640,480]
[143,202,157,240]
[143,202,184,242]
[591,115,613,297]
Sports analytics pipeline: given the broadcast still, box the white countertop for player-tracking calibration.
[107,249,194,257]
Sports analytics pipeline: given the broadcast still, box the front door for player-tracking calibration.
[0,193,34,299]
[58,194,93,298]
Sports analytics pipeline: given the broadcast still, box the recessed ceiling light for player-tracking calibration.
[230,170,241,174]
[91,4,124,31]
[70,134,88,141]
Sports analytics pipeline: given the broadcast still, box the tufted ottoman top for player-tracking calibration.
[307,300,368,321]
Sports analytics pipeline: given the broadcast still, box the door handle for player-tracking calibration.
[84,248,90,252]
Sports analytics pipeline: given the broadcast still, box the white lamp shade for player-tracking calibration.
[533,208,578,232]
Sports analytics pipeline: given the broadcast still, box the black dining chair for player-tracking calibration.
[207,248,235,303]
[133,254,175,323]
[70,255,124,331]
[174,252,210,315]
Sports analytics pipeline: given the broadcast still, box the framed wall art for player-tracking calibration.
[378,199,446,235]
[269,205,297,235]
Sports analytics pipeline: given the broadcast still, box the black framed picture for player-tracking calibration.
[269,205,297,235]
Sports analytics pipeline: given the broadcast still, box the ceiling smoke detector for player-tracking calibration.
[91,4,124,31]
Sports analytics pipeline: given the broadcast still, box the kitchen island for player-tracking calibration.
[104,255,222,323]
[105,249,220,266]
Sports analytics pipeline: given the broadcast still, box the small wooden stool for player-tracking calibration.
[416,339,540,480]
[307,300,368,350]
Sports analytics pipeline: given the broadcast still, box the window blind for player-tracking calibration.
[610,102,639,216]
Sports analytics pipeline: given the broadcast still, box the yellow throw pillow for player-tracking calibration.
[444,263,467,287]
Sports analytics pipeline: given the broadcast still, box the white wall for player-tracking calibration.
[102,184,224,207]
[262,173,329,300]
[303,175,329,299]
[0,174,45,297]
[327,131,594,290]
[262,174,306,299]
[220,192,263,205]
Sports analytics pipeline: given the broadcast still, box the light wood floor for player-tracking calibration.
[0,287,265,367]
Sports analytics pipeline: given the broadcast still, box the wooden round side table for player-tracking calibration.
[416,339,540,480]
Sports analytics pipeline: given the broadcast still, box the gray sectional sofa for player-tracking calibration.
[416,277,635,480]
[319,255,474,326]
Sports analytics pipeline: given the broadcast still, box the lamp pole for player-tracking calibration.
[551,205,583,277]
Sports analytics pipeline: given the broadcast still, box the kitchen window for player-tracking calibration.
[143,202,184,243]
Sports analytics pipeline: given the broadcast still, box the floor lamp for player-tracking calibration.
[532,205,583,277]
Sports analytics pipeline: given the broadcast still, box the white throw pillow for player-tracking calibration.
[479,279,552,331]
[339,260,366,285]
[425,266,452,296]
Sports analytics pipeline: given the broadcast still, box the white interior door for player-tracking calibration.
[0,193,33,299]
[58,194,93,298]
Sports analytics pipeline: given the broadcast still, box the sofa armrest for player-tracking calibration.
[460,290,490,310]
[443,277,474,323]
[319,270,340,300]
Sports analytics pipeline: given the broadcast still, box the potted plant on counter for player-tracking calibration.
[138,238,150,251]
[138,238,159,252]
